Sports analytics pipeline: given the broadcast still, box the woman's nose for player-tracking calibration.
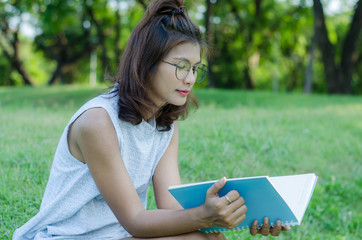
[183,69,196,84]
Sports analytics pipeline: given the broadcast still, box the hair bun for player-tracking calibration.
[147,0,185,17]
[171,7,185,15]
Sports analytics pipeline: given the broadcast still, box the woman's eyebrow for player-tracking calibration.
[173,57,201,65]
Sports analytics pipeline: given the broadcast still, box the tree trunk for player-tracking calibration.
[313,0,340,93]
[313,0,362,94]
[340,0,362,93]
[87,6,111,79]
[244,64,254,89]
[304,20,317,93]
[47,40,92,85]
[1,45,33,85]
[0,28,34,85]
[13,31,34,85]
[115,0,122,69]
[48,61,63,85]
[205,0,215,88]
[12,58,34,85]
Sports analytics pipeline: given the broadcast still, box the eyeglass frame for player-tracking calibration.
[161,59,207,83]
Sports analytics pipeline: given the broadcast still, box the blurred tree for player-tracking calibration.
[276,2,312,92]
[85,0,122,79]
[313,0,362,94]
[209,0,248,88]
[0,0,360,94]
[229,0,264,90]
[0,0,35,85]
[84,0,145,82]
[209,0,310,90]
[33,0,94,84]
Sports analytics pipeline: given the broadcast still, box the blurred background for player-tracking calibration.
[0,0,361,94]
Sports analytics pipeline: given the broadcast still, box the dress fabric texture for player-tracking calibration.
[13,91,174,239]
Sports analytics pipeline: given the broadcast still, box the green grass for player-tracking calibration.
[1,86,361,239]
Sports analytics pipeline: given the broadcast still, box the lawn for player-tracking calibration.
[1,86,361,239]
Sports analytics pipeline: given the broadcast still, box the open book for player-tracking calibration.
[169,173,317,233]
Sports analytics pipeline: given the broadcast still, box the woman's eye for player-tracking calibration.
[177,61,191,70]
[177,65,186,70]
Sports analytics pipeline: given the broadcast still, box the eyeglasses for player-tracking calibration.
[161,60,207,83]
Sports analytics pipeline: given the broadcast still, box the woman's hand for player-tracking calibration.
[249,217,291,236]
[201,177,247,229]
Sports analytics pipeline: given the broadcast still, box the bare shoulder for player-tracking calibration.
[68,107,116,162]
[75,107,113,132]
[73,107,117,145]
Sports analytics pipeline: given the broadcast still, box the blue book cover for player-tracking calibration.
[168,173,317,233]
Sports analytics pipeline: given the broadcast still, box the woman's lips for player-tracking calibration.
[176,90,190,96]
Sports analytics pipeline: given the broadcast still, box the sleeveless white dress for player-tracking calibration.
[13,91,174,239]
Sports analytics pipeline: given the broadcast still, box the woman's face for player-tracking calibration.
[148,41,201,108]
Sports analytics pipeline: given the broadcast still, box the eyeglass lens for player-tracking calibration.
[176,60,207,83]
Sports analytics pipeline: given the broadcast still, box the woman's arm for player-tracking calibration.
[152,121,183,210]
[151,122,226,240]
[151,121,290,238]
[70,108,246,238]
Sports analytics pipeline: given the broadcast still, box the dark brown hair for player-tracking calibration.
[113,0,204,131]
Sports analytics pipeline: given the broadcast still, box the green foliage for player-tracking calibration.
[0,36,56,86]
[21,37,55,85]
[205,0,315,90]
[1,86,361,239]
[0,0,361,92]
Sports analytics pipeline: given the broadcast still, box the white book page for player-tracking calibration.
[269,173,317,223]
[169,176,266,189]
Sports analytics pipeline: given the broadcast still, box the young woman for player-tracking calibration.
[13,0,289,239]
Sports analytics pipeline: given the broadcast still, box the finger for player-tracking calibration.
[232,196,245,207]
[230,209,247,228]
[230,202,247,216]
[227,196,245,212]
[227,190,240,201]
[224,194,232,204]
[261,217,270,236]
[227,204,247,225]
[223,191,239,205]
[250,220,258,236]
[270,220,282,236]
[234,212,247,225]
[206,177,226,197]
